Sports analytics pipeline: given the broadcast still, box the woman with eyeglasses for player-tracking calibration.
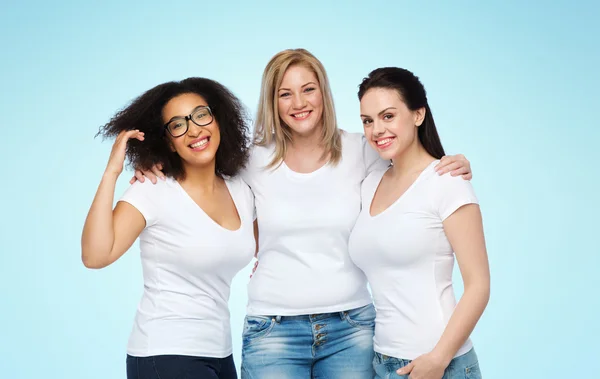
[81,77,255,379]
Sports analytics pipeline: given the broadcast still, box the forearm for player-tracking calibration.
[81,171,119,268]
[432,281,490,364]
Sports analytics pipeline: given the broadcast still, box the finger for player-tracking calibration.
[157,162,163,171]
[450,166,470,177]
[434,155,453,171]
[396,362,414,375]
[437,161,462,175]
[151,166,165,181]
[117,129,140,149]
[129,176,136,185]
[462,172,473,181]
[134,170,146,183]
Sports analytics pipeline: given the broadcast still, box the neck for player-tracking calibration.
[289,125,324,154]
[180,162,219,192]
[390,141,434,179]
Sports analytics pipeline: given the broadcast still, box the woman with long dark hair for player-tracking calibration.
[349,67,490,379]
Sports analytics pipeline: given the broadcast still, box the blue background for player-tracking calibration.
[1,1,598,378]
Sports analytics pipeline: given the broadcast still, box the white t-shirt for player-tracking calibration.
[119,176,255,358]
[348,160,479,360]
[241,131,389,316]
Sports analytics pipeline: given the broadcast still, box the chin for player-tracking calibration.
[371,144,398,161]
[288,123,320,137]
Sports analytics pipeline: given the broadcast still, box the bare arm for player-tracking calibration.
[431,203,490,363]
[253,220,259,257]
[397,204,489,378]
[81,130,146,269]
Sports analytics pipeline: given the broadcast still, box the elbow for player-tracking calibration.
[465,277,491,306]
[82,255,107,269]
[81,247,108,269]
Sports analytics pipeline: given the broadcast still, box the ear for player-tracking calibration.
[414,107,426,127]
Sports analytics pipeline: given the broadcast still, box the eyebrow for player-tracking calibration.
[360,107,397,118]
[278,81,318,91]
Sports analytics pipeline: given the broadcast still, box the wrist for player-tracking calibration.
[430,347,453,367]
[102,170,121,180]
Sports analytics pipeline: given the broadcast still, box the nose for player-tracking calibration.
[372,119,385,136]
[291,93,306,109]
[186,120,203,137]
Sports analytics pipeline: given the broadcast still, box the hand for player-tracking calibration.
[105,130,144,176]
[396,352,448,379]
[434,154,472,180]
[129,162,166,185]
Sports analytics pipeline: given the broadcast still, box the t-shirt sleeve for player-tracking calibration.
[435,174,479,221]
[361,134,390,175]
[236,176,257,222]
[119,181,158,226]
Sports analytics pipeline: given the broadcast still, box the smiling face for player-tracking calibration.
[277,64,324,138]
[360,87,425,161]
[162,93,220,170]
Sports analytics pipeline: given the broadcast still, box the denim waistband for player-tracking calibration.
[258,304,373,322]
[374,347,477,367]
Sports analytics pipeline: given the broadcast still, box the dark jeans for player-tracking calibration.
[126,354,237,379]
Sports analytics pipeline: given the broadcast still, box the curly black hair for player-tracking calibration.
[97,77,251,179]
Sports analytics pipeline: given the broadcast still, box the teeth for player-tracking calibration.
[377,138,394,146]
[292,111,310,118]
[190,139,208,148]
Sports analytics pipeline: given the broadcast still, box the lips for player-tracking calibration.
[188,136,210,151]
[291,110,312,120]
[375,136,395,149]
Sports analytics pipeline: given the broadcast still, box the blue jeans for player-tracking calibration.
[241,303,376,378]
[373,348,482,379]
[126,354,237,379]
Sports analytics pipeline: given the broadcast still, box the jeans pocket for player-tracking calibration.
[242,315,275,346]
[344,303,376,329]
[464,361,482,379]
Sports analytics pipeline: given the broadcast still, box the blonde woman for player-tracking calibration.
[136,49,473,378]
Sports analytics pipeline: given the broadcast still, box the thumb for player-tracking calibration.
[396,361,414,375]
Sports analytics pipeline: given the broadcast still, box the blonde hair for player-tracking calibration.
[254,48,342,168]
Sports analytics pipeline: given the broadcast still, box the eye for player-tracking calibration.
[383,113,394,120]
[362,118,372,126]
[304,87,316,93]
[279,92,291,98]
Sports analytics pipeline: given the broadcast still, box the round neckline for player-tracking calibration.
[280,159,330,179]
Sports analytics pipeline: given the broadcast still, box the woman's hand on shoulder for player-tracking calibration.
[434,154,472,180]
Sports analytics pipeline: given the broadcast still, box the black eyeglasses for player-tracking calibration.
[164,106,214,138]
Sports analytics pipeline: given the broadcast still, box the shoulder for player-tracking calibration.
[245,143,276,170]
[122,177,176,199]
[226,175,253,197]
[421,161,479,219]
[338,130,368,160]
[424,161,475,193]
[340,130,365,149]
[240,143,276,184]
